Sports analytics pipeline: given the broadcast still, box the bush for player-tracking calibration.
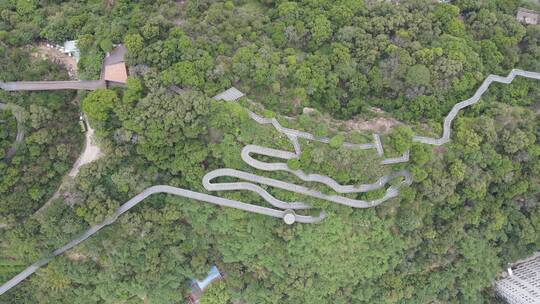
[329,134,344,148]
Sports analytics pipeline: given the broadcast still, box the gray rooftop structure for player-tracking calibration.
[212,87,245,101]
[101,45,128,85]
[496,252,540,304]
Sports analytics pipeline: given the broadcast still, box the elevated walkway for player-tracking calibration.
[0,80,106,91]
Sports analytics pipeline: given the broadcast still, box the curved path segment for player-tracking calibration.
[6,68,537,297]
[0,114,412,295]
[413,69,540,145]
[247,110,410,164]
[1,119,412,296]
[205,144,413,208]
[0,102,24,161]
[0,185,325,296]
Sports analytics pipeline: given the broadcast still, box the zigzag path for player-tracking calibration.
[2,68,540,297]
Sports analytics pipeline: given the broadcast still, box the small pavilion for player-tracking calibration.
[101,45,128,86]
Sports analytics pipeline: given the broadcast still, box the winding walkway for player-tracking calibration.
[0,108,411,296]
[413,69,540,145]
[204,144,412,209]
[246,110,410,164]
[0,185,325,296]
[0,102,24,161]
[6,67,537,297]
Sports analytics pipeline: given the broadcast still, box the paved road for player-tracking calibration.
[0,103,24,161]
[0,80,106,91]
[413,69,540,145]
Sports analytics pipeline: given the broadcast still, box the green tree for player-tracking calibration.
[200,281,231,304]
[82,89,118,122]
[405,64,431,87]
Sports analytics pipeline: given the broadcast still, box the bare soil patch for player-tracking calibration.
[65,251,89,262]
[69,122,102,177]
[345,116,401,133]
[29,43,78,78]
[35,121,102,215]
[303,106,402,134]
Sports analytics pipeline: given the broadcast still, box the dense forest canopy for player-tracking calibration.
[0,0,539,303]
[0,46,83,226]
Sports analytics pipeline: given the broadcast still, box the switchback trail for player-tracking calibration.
[6,67,537,297]
[0,104,411,296]
[204,145,412,209]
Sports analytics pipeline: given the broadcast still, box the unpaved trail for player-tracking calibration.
[347,107,401,132]
[302,106,401,134]
[34,120,102,215]
[0,103,24,161]
[69,121,102,177]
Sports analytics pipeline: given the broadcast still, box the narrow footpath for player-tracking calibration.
[34,119,102,216]
[0,102,24,161]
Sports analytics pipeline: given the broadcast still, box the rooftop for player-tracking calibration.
[103,62,128,84]
[193,266,221,291]
[63,40,80,62]
[101,44,128,84]
[103,44,127,66]
[212,87,245,101]
[495,251,540,303]
[188,266,222,304]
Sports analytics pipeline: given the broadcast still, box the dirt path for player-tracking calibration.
[34,120,102,216]
[0,103,24,161]
[69,121,102,177]
[302,106,402,134]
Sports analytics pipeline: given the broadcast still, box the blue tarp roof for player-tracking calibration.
[193,266,221,291]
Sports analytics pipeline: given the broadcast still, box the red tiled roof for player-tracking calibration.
[103,62,128,84]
